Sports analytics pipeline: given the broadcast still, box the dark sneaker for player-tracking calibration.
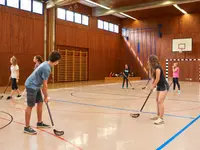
[37,122,50,128]
[24,126,37,135]
[17,95,21,98]
[6,96,12,100]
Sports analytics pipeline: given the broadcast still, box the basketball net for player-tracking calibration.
[178,48,183,53]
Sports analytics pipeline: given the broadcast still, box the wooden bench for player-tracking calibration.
[104,77,141,82]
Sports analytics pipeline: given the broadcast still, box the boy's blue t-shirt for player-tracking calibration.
[25,61,51,90]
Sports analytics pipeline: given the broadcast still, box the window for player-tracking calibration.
[1,0,43,15]
[33,0,43,14]
[75,13,81,24]
[109,23,114,32]
[98,20,103,29]
[20,0,31,11]
[66,10,74,22]
[56,7,90,26]
[103,21,108,31]
[98,19,119,33]
[57,8,65,20]
[82,15,89,26]
[114,25,119,33]
[0,0,5,5]
[122,28,127,37]
[7,0,19,8]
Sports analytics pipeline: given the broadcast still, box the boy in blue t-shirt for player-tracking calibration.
[24,51,61,135]
[122,64,129,89]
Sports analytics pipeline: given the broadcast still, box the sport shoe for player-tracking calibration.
[6,96,12,100]
[150,115,159,120]
[154,118,164,125]
[37,122,50,128]
[17,95,21,98]
[24,126,37,135]
[178,90,181,94]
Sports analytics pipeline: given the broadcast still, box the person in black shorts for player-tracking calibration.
[122,64,129,89]
[148,55,169,125]
[7,56,21,100]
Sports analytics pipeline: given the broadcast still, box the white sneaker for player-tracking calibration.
[150,115,159,120]
[154,118,164,125]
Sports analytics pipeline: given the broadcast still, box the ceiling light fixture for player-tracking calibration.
[173,4,187,14]
[84,0,137,20]
[120,12,137,20]
[84,0,110,10]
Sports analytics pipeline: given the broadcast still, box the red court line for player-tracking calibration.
[8,100,83,150]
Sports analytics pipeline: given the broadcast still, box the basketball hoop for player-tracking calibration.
[172,38,192,53]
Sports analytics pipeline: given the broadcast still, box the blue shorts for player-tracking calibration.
[26,87,43,107]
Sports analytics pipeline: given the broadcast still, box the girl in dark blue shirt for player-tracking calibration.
[122,64,129,89]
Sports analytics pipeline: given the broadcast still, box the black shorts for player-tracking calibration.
[26,87,43,107]
[157,84,169,91]
[11,78,18,90]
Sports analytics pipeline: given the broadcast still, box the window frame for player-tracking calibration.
[74,12,82,24]
[122,28,127,37]
[0,0,5,5]
[109,23,114,32]
[98,20,104,29]
[82,15,89,26]
[32,0,43,15]
[7,0,19,9]
[66,10,74,22]
[103,21,109,31]
[20,0,32,12]
[57,8,66,20]
[114,25,119,33]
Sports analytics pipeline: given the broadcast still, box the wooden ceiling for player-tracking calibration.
[126,1,200,19]
[90,0,200,19]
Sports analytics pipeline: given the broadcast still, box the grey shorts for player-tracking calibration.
[157,84,169,91]
[26,87,43,107]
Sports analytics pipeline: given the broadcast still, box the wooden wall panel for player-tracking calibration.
[122,13,200,81]
[0,55,11,85]
[0,6,44,86]
[180,14,200,34]
[56,11,121,80]
[56,24,66,45]
[0,12,11,53]
[33,19,44,54]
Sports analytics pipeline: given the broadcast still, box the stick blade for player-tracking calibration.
[130,113,140,118]
[54,129,64,136]
[132,88,135,90]
[142,87,146,90]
